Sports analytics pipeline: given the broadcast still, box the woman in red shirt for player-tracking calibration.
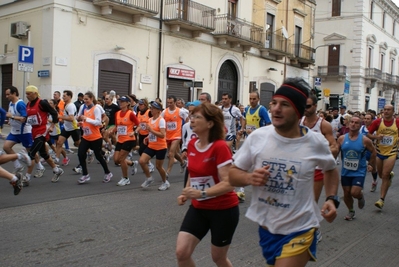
[176,103,239,267]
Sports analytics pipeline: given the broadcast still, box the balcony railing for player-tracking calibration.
[163,0,215,31]
[382,72,394,84]
[263,33,292,54]
[317,65,347,77]
[213,14,263,45]
[93,0,160,15]
[292,44,313,62]
[364,68,382,80]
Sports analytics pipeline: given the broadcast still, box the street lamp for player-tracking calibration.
[309,43,343,83]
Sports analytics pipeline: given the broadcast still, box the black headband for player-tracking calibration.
[273,84,308,119]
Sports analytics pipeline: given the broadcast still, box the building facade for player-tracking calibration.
[0,0,315,108]
[314,0,399,112]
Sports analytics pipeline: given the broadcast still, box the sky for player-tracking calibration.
[394,0,399,7]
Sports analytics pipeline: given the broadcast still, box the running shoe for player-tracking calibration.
[65,149,74,154]
[375,198,384,209]
[141,177,154,188]
[103,172,113,183]
[315,229,322,244]
[34,168,46,178]
[344,211,356,221]
[62,157,70,166]
[148,162,155,173]
[370,181,377,192]
[158,180,170,191]
[87,151,94,164]
[180,160,187,173]
[22,175,30,187]
[358,196,365,209]
[131,160,138,175]
[10,173,23,195]
[117,177,130,186]
[389,171,394,187]
[51,168,64,183]
[78,174,91,184]
[18,149,32,166]
[73,166,83,174]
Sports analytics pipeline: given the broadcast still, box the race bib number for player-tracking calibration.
[246,125,257,131]
[167,122,177,131]
[343,158,359,171]
[380,136,393,146]
[82,127,92,136]
[140,123,147,130]
[27,115,39,125]
[149,133,157,142]
[190,176,216,201]
[117,125,127,135]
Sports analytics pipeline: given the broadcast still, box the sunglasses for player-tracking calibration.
[305,104,313,109]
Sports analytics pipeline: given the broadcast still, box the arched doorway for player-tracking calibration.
[217,60,238,105]
[98,59,132,98]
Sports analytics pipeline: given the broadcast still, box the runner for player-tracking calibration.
[337,116,376,220]
[23,85,64,185]
[139,101,169,191]
[229,78,339,266]
[367,104,399,209]
[113,96,140,186]
[76,91,113,184]
[0,150,31,195]
[360,113,378,192]
[176,103,239,266]
[220,93,244,152]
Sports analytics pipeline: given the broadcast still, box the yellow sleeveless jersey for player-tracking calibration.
[376,119,399,156]
[245,106,261,131]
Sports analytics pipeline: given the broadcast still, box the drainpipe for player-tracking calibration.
[156,0,164,98]
[283,0,289,80]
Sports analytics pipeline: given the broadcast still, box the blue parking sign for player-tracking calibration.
[18,45,34,64]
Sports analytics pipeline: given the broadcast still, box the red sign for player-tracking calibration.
[168,67,195,80]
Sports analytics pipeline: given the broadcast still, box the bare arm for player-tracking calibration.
[321,167,339,223]
[364,137,377,170]
[321,120,339,158]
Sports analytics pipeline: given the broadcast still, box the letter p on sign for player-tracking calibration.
[18,45,34,64]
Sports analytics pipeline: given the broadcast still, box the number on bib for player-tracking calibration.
[117,126,127,135]
[167,122,177,131]
[83,127,92,136]
[190,176,216,201]
[380,136,394,146]
[343,158,359,171]
[149,133,157,142]
[27,115,39,125]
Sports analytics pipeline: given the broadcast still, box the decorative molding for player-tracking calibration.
[323,32,346,41]
[293,8,307,17]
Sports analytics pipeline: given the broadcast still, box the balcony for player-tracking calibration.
[163,0,215,35]
[213,14,263,50]
[260,33,292,60]
[382,72,394,85]
[317,66,347,77]
[364,68,382,80]
[290,44,314,67]
[93,0,160,20]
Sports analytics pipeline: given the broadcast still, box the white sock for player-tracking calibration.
[11,176,18,182]
[26,173,31,179]
[53,167,59,173]
[36,162,44,170]
[14,160,22,169]
[147,176,152,180]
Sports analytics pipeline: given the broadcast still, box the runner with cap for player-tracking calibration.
[23,85,64,185]
[229,78,339,266]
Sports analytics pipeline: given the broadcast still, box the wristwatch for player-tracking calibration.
[325,195,340,208]
[11,115,15,119]
[201,191,207,199]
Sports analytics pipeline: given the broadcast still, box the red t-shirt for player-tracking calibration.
[187,139,238,210]
[368,118,399,135]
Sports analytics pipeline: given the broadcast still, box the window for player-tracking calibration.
[294,26,302,57]
[228,0,238,18]
[383,12,386,29]
[368,47,373,68]
[391,58,395,74]
[393,21,396,37]
[332,0,341,17]
[380,53,385,71]
[266,13,275,47]
[370,1,374,20]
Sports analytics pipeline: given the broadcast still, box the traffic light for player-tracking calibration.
[313,87,322,101]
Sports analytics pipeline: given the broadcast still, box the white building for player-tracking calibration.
[0,0,314,109]
[314,0,399,112]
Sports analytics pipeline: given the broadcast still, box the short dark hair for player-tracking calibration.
[200,92,212,102]
[6,86,19,96]
[63,90,73,98]
[222,93,232,99]
[167,95,177,102]
[308,94,318,105]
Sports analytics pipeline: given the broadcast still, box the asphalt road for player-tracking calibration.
[1,125,399,266]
